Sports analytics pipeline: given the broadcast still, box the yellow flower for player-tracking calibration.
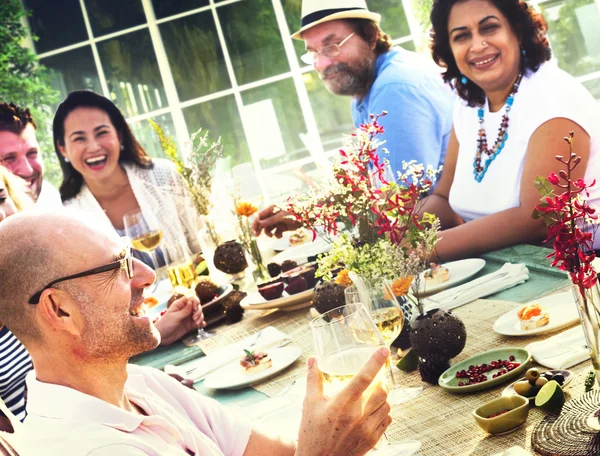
[236,201,258,217]
[384,277,413,299]
[335,269,353,287]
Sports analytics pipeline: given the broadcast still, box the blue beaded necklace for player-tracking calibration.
[473,73,523,182]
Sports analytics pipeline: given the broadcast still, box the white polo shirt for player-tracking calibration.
[19,365,252,456]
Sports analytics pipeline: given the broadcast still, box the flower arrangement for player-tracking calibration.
[532,132,598,291]
[233,195,267,280]
[285,112,441,307]
[532,132,600,387]
[150,120,223,245]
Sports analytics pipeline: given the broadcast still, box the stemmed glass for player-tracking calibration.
[163,240,213,342]
[310,303,421,455]
[123,210,163,271]
[345,279,421,406]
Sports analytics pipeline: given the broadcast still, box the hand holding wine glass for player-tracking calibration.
[295,346,392,456]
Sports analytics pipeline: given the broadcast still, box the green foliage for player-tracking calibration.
[412,0,434,51]
[0,0,61,186]
[585,370,596,392]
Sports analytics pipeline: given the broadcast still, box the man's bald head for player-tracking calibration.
[0,210,117,343]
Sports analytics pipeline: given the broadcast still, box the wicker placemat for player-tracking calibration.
[532,391,600,456]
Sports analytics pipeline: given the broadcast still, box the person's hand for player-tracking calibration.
[252,204,302,238]
[167,373,195,390]
[296,347,392,456]
[155,295,205,346]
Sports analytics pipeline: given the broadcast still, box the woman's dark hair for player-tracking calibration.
[430,0,552,106]
[53,90,153,202]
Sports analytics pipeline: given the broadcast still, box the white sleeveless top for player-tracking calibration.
[449,63,600,246]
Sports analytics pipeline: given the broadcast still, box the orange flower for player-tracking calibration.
[236,201,258,217]
[335,269,353,287]
[384,277,413,299]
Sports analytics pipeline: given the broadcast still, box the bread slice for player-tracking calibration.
[240,351,272,375]
[520,313,550,330]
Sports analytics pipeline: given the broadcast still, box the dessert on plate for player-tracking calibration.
[517,303,550,330]
[424,263,450,285]
[240,349,272,374]
[289,229,307,246]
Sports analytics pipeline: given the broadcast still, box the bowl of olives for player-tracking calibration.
[502,368,572,403]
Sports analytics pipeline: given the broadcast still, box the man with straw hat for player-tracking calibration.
[293,0,454,176]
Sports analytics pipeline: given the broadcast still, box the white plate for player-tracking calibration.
[203,346,302,390]
[241,288,314,310]
[271,238,331,265]
[493,290,579,336]
[415,258,486,296]
[266,229,313,252]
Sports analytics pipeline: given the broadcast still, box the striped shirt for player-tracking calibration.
[0,327,32,421]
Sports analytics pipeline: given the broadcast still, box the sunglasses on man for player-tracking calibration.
[28,246,134,304]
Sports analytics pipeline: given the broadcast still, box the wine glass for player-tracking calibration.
[310,303,420,455]
[163,240,214,342]
[123,210,163,271]
[345,280,420,406]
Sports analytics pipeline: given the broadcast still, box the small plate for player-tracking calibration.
[271,238,331,265]
[267,229,312,252]
[203,346,302,390]
[493,291,579,336]
[438,347,531,394]
[502,369,573,401]
[415,258,486,297]
[241,288,314,310]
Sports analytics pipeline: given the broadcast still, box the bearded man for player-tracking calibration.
[294,0,453,176]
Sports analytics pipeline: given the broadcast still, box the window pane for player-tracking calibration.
[218,0,290,85]
[304,71,353,153]
[281,0,305,66]
[85,0,146,36]
[152,0,209,19]
[240,78,309,169]
[160,12,230,101]
[367,0,410,39]
[583,78,600,102]
[97,30,167,118]
[183,96,250,169]
[24,0,88,53]
[399,40,416,52]
[542,0,600,77]
[129,113,178,159]
[40,46,102,103]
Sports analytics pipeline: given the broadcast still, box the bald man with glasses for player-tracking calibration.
[0,211,392,455]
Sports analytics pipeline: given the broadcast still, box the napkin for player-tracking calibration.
[423,263,529,311]
[525,325,589,369]
[165,326,291,380]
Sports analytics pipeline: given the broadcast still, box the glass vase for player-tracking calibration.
[571,281,600,386]
[249,238,269,282]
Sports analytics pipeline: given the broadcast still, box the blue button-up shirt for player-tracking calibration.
[352,48,454,177]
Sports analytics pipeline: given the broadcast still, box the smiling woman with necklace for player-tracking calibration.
[420,0,600,261]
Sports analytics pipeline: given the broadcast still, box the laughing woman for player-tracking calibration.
[53,90,201,264]
[422,0,600,261]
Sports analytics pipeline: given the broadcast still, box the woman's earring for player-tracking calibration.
[63,156,70,163]
[460,74,468,85]
[120,144,124,151]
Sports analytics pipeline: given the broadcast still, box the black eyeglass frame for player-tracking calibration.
[28,246,134,304]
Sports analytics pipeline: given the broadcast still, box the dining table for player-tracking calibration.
[131,243,591,455]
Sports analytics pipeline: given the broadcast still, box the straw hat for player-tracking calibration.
[291,0,381,40]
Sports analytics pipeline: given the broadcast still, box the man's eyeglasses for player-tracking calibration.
[301,32,355,65]
[28,246,134,304]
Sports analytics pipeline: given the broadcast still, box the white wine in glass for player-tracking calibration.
[164,240,213,342]
[123,210,163,270]
[345,281,410,405]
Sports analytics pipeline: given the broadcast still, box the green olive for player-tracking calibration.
[514,380,534,397]
[525,368,541,383]
[535,376,549,388]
